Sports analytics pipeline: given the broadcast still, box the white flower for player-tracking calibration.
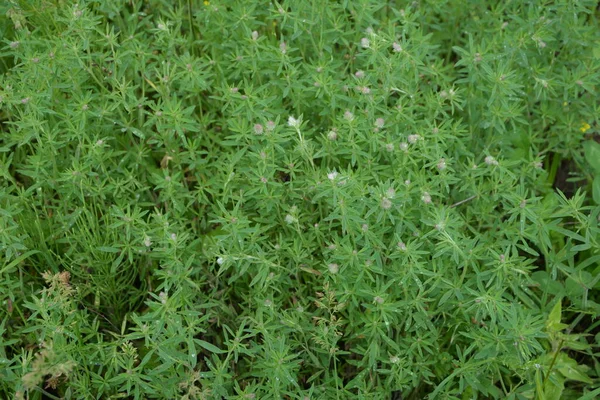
[327,171,338,181]
[390,356,400,364]
[327,129,338,141]
[361,38,370,48]
[143,236,152,247]
[485,156,498,166]
[328,263,339,274]
[217,257,225,265]
[375,118,385,128]
[400,142,408,151]
[285,214,297,224]
[288,116,300,128]
[251,31,259,40]
[408,134,420,144]
[159,291,167,304]
[392,42,402,53]
[343,110,354,121]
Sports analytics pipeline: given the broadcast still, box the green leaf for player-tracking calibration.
[546,300,567,333]
[0,250,39,276]
[556,353,593,384]
[583,141,600,173]
[194,339,225,354]
[578,387,600,400]
[592,176,600,205]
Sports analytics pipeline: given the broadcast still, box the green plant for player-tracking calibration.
[1,0,600,399]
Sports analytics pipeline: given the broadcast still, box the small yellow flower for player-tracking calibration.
[204,0,209,5]
[580,122,591,133]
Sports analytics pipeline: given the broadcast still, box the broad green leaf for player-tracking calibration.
[593,176,600,205]
[583,141,600,173]
[546,300,567,333]
[556,353,593,384]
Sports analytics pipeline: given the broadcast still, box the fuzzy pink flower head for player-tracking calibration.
[375,118,385,128]
[254,123,264,135]
[392,42,402,53]
[381,197,392,210]
[327,129,338,141]
[421,192,432,204]
[437,158,447,171]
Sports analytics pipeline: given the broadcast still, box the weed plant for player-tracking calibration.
[1,1,600,399]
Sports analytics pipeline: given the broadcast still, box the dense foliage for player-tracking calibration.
[1,0,600,399]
